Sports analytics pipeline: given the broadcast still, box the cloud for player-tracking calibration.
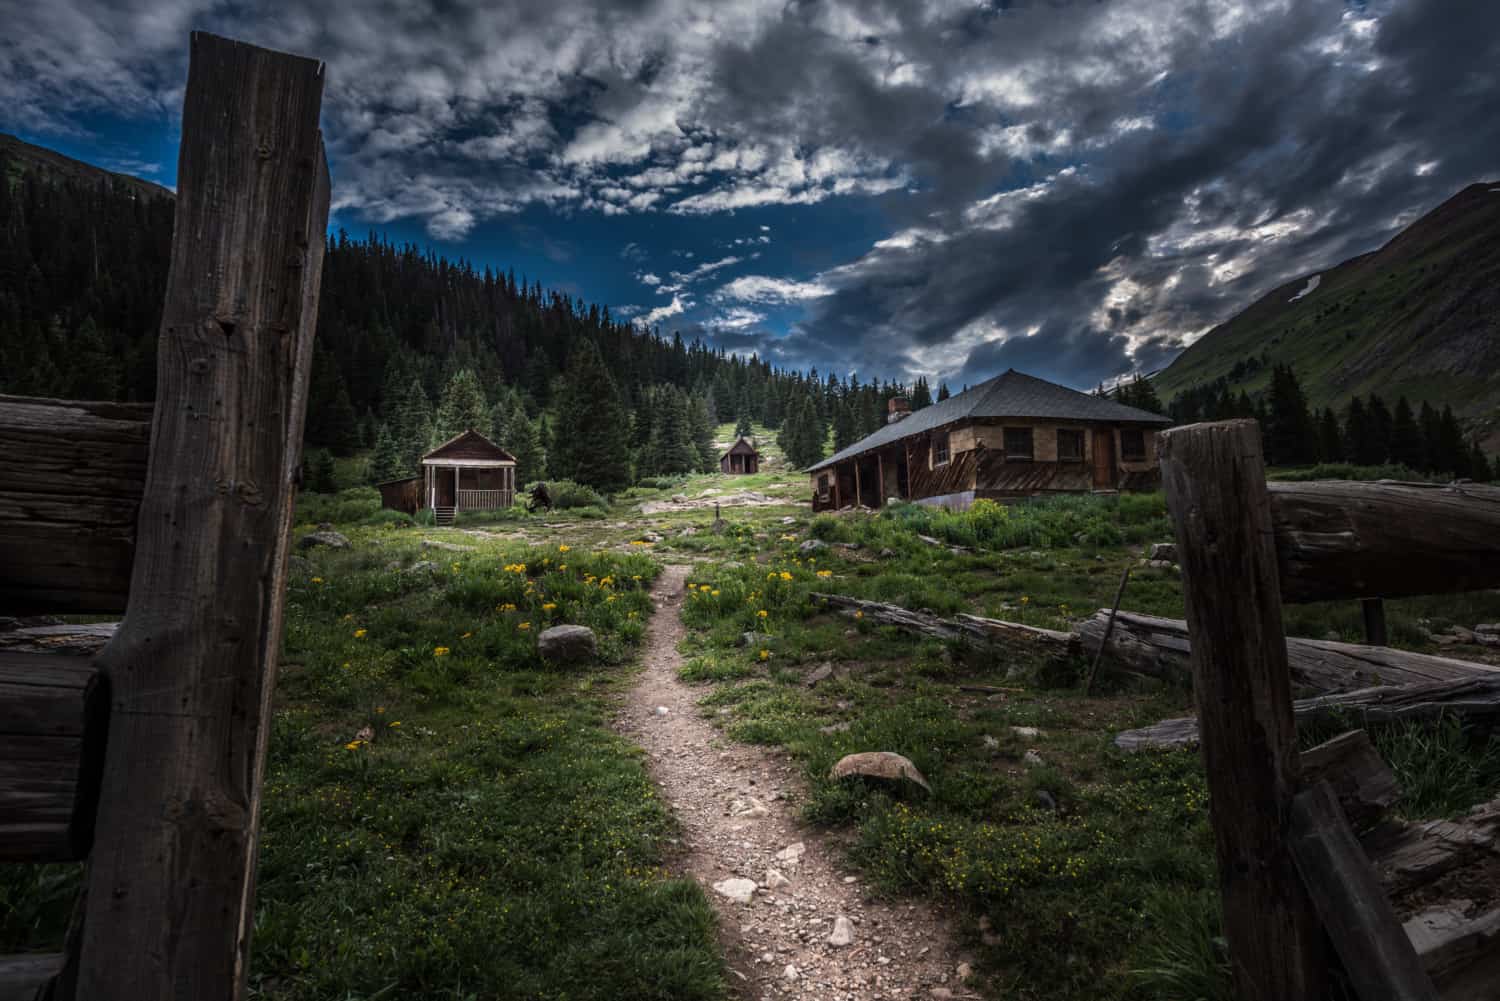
[713,275,835,304]
[638,293,690,327]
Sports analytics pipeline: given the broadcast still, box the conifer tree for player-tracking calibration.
[550,341,632,491]
[369,422,403,483]
[937,382,951,402]
[1469,442,1493,483]
[1316,408,1343,463]
[689,394,718,472]
[431,367,491,444]
[910,376,933,410]
[395,378,434,474]
[501,398,546,485]
[1389,397,1424,470]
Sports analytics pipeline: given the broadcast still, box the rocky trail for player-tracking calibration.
[618,564,976,1000]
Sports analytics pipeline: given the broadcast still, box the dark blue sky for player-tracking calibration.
[6,0,1497,389]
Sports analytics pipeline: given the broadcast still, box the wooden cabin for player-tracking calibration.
[809,369,1171,512]
[719,437,761,475]
[375,475,421,515]
[420,430,518,525]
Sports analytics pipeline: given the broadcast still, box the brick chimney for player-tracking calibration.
[887,396,911,423]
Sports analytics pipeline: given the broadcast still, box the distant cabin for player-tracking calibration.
[397,429,519,525]
[809,369,1170,512]
[720,437,760,475]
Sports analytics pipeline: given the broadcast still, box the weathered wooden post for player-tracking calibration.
[72,33,329,1001]
[1158,419,1324,1001]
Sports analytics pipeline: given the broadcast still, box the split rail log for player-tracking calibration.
[1115,675,1500,750]
[811,594,1497,694]
[0,654,109,862]
[0,954,63,1001]
[1288,781,1440,1000]
[1078,610,1499,693]
[69,33,330,1001]
[0,624,119,657]
[1269,480,1500,603]
[0,397,151,614]
[1159,419,1323,1001]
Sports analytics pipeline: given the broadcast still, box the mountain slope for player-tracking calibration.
[1155,182,1500,425]
[0,133,173,201]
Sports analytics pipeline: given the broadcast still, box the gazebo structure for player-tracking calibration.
[719,436,760,475]
[421,429,518,524]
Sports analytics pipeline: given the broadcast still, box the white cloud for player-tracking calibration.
[637,293,690,327]
[704,306,766,330]
[714,275,835,304]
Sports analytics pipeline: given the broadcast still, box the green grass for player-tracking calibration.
[0,526,726,1001]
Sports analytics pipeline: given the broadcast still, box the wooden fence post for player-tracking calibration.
[1158,419,1324,1001]
[73,33,328,1001]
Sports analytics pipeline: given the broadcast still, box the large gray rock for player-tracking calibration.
[712,877,758,905]
[1148,542,1177,561]
[298,529,349,550]
[798,539,828,553]
[829,751,931,794]
[537,624,598,664]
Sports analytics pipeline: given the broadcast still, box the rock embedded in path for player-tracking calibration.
[298,529,349,550]
[775,842,806,864]
[712,878,758,905]
[828,915,855,946]
[830,751,931,795]
[731,797,770,819]
[537,624,597,664]
[804,662,834,687]
[765,868,792,890]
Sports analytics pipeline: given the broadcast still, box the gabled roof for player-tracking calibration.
[809,369,1170,472]
[720,436,759,459]
[421,429,516,463]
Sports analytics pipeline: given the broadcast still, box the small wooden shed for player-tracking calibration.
[720,437,760,475]
[375,476,421,515]
[421,430,517,524]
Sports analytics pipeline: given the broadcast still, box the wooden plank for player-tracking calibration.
[1084,609,1499,695]
[1298,730,1399,831]
[1269,480,1500,603]
[0,653,109,862]
[0,954,63,1001]
[1159,419,1323,1001]
[0,396,151,614]
[0,624,118,657]
[1288,780,1439,1001]
[1117,676,1500,750]
[1364,795,1500,897]
[74,32,329,1001]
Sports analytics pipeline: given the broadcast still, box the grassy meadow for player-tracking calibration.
[6,432,1500,1000]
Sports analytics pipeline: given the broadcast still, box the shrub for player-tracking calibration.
[295,486,382,526]
[365,508,414,528]
[529,479,607,511]
[1270,462,1430,482]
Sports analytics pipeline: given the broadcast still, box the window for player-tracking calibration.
[1121,428,1147,461]
[931,432,950,466]
[1057,429,1085,462]
[1003,426,1034,461]
[818,473,831,497]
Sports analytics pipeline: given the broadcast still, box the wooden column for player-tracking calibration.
[854,461,862,509]
[876,453,885,506]
[1158,419,1323,1001]
[76,33,329,1001]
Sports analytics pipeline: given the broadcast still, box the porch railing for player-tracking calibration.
[457,488,513,510]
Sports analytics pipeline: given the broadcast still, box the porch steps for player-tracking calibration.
[434,506,456,526]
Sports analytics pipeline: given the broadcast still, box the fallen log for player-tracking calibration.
[1116,676,1500,750]
[1078,610,1499,694]
[811,593,1078,649]
[0,623,119,657]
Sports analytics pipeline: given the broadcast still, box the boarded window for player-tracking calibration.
[1057,429,1085,461]
[1004,427,1034,461]
[1121,428,1147,461]
[932,432,950,466]
[818,474,831,496]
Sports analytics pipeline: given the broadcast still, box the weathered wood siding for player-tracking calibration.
[376,477,420,515]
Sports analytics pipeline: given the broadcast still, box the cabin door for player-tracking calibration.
[1091,430,1115,489]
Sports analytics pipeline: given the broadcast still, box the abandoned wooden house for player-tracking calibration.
[417,430,518,524]
[719,436,761,475]
[809,369,1171,511]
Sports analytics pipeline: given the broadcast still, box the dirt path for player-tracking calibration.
[619,564,976,1000]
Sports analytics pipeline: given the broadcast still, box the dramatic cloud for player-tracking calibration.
[7,0,1498,388]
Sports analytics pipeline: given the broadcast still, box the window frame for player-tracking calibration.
[931,431,951,467]
[1056,428,1085,462]
[1120,427,1147,462]
[1003,426,1035,462]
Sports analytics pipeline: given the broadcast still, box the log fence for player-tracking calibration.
[1160,419,1500,1001]
[0,32,328,1001]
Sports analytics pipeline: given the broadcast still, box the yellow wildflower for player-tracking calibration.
[759,649,771,661]
[354,628,367,638]
[854,610,864,620]
[816,570,832,578]
[779,571,793,581]
[558,544,571,553]
[711,589,720,596]
[757,609,769,619]
[701,584,712,592]
[518,622,531,631]
[375,707,385,713]
[310,576,323,584]
[461,631,473,639]
[1021,595,1030,605]
[542,602,557,612]
[388,721,401,728]
[433,646,450,657]
[344,739,366,750]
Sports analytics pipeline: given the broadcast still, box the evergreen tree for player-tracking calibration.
[1343,396,1381,465]
[832,396,859,452]
[1366,394,1393,465]
[1389,397,1424,470]
[305,448,337,493]
[937,382,951,402]
[689,394,718,472]
[1419,402,1441,472]
[1117,374,1164,415]
[368,422,403,483]
[1469,442,1493,483]
[431,367,491,444]
[1434,406,1468,477]
[501,398,547,485]
[550,342,632,491]
[1264,364,1313,465]
[395,378,434,474]
[910,376,933,410]
[1316,408,1342,464]
[735,407,754,439]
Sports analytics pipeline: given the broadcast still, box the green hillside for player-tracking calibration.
[1155,181,1500,441]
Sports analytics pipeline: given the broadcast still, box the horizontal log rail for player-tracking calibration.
[0,396,151,614]
[0,653,109,862]
[1268,479,1500,603]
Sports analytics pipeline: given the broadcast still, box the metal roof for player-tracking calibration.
[808,369,1170,472]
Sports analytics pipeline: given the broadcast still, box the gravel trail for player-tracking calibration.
[618,564,976,1000]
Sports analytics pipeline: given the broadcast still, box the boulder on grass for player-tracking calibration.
[537,624,597,664]
[829,751,931,794]
[298,529,349,550]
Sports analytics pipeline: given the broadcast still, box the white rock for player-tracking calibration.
[775,842,806,864]
[731,797,770,819]
[828,915,855,946]
[1023,749,1045,768]
[981,734,1000,750]
[1010,726,1041,739]
[712,878,758,905]
[765,868,792,890]
[655,706,670,716]
[783,964,799,981]
[957,962,974,982]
